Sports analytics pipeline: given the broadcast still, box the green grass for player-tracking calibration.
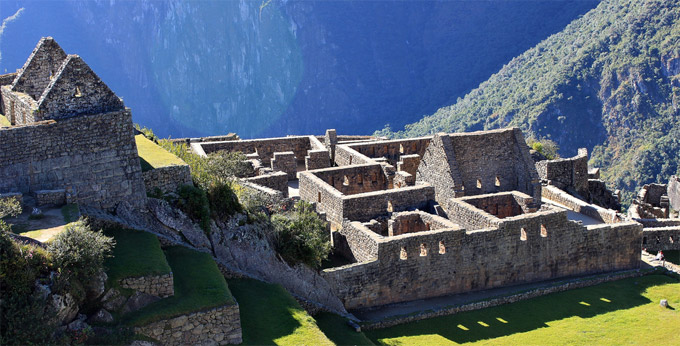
[365,275,680,345]
[228,278,333,345]
[315,312,375,346]
[124,246,234,326]
[0,114,10,127]
[104,228,172,287]
[60,204,80,223]
[135,135,186,172]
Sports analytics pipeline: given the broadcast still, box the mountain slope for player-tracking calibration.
[381,0,680,206]
[0,0,597,138]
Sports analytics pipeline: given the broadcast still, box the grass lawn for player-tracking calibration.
[228,278,333,345]
[0,114,10,127]
[135,135,186,172]
[365,274,680,345]
[124,246,234,326]
[104,228,172,286]
[315,312,375,345]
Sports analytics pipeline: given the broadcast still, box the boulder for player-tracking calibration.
[121,291,160,315]
[89,308,114,324]
[148,199,212,250]
[51,293,79,325]
[85,271,108,301]
[101,288,126,312]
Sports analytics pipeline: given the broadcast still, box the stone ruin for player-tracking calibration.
[190,126,643,311]
[0,37,146,210]
[628,175,680,252]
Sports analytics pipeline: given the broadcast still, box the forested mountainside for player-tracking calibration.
[0,0,596,138]
[380,0,680,207]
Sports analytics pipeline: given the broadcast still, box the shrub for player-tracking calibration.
[526,137,560,160]
[177,184,211,234]
[272,201,330,268]
[0,196,22,218]
[207,151,254,179]
[207,182,243,220]
[47,220,115,287]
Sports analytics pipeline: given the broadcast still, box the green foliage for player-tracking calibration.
[177,184,211,234]
[0,196,22,218]
[207,151,253,179]
[526,137,560,159]
[124,246,234,326]
[0,232,56,345]
[207,182,243,220]
[379,0,680,207]
[134,123,159,142]
[47,220,115,289]
[228,278,333,345]
[271,201,331,268]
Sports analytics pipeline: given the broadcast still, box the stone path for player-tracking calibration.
[641,250,680,273]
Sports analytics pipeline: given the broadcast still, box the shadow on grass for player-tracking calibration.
[227,278,305,345]
[366,275,677,345]
[315,312,375,346]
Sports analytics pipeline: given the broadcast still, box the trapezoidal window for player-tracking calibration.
[399,144,405,154]
[74,86,83,98]
[520,228,527,241]
[317,192,321,203]
[671,236,675,244]
[343,175,350,186]
[387,200,394,212]
[476,179,482,189]
[420,243,428,257]
[643,237,647,245]
[348,156,353,165]
[400,247,408,260]
[495,176,501,187]
[439,241,446,254]
[540,224,548,238]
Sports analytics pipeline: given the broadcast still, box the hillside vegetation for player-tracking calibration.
[380,0,680,206]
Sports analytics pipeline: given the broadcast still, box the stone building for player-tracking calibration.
[628,176,680,252]
[0,37,146,210]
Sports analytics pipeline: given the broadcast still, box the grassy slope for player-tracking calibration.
[0,114,10,127]
[382,0,680,207]
[228,278,333,346]
[135,134,186,172]
[124,246,234,326]
[315,312,375,346]
[366,274,680,345]
[104,228,172,286]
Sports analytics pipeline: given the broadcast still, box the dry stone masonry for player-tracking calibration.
[119,273,174,298]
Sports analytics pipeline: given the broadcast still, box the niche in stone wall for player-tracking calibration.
[74,86,83,98]
[643,237,647,245]
[495,176,501,187]
[317,191,321,203]
[387,200,394,212]
[439,241,446,254]
[420,243,428,256]
[477,179,482,189]
[399,144,405,154]
[343,175,350,186]
[540,224,548,238]
[671,236,675,244]
[520,228,527,241]
[400,247,407,260]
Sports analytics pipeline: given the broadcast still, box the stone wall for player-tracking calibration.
[0,72,18,115]
[668,175,680,211]
[388,211,458,236]
[34,189,66,206]
[311,164,388,195]
[271,151,297,180]
[243,171,289,197]
[535,148,589,195]
[305,149,331,171]
[542,185,622,224]
[11,37,67,101]
[143,165,192,195]
[135,303,242,345]
[1,85,38,125]
[0,109,146,210]
[198,136,311,164]
[344,137,431,166]
[341,185,435,223]
[335,220,380,262]
[334,144,375,166]
[120,273,174,298]
[642,227,680,251]
[322,207,641,310]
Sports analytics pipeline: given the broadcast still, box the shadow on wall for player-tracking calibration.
[365,275,676,344]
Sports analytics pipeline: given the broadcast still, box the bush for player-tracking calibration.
[271,201,331,268]
[207,151,254,179]
[207,182,243,220]
[177,184,211,234]
[47,220,115,288]
[0,196,22,218]
[527,137,560,160]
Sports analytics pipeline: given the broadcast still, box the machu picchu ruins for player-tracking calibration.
[2,37,680,345]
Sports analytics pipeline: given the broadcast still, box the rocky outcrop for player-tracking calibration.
[51,293,78,325]
[147,199,212,251]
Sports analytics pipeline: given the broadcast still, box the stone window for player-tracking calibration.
[495,176,501,187]
[520,228,527,241]
[439,241,446,254]
[343,175,350,186]
[540,224,548,238]
[671,236,675,244]
[643,237,647,245]
[317,191,321,203]
[349,156,353,165]
[387,200,394,212]
[420,244,428,256]
[399,144,405,154]
[400,247,407,260]
[476,179,482,189]
[75,86,83,98]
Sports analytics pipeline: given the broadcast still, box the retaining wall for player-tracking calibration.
[143,165,192,195]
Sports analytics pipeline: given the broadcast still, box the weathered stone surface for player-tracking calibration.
[668,175,680,212]
[143,165,192,195]
[51,293,78,325]
[89,308,114,324]
[122,291,160,315]
[101,288,126,312]
[119,273,174,298]
[85,271,107,301]
[148,198,211,250]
